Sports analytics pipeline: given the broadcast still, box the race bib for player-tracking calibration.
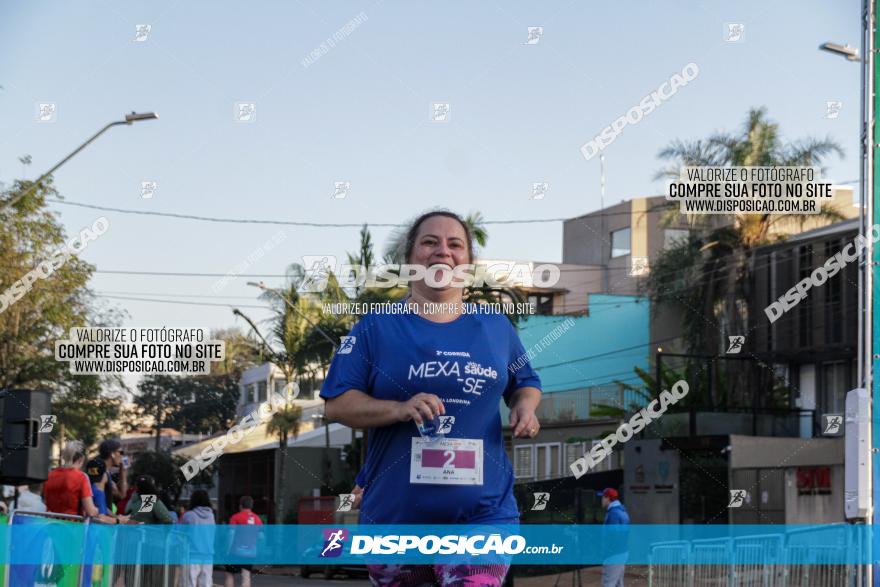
[410,437,483,486]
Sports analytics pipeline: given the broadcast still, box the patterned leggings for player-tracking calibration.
[367,563,509,587]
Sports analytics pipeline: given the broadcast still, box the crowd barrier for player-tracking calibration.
[647,525,860,587]
[3,511,191,587]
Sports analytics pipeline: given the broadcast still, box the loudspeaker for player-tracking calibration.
[0,389,52,484]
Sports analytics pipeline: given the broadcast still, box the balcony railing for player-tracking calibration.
[501,385,649,425]
[643,408,815,438]
[501,386,815,439]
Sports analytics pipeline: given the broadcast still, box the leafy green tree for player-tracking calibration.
[0,178,123,447]
[134,374,182,451]
[133,371,244,443]
[592,365,697,418]
[131,449,213,508]
[171,373,241,434]
[208,327,265,378]
[53,379,121,448]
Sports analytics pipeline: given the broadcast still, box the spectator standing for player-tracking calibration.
[11,484,46,514]
[181,490,216,587]
[224,496,262,587]
[98,439,128,513]
[118,484,136,515]
[44,440,123,524]
[599,487,630,587]
[85,458,110,515]
[160,491,178,523]
[125,475,174,524]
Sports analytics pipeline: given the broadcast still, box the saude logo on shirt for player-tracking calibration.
[464,361,497,379]
[407,351,499,397]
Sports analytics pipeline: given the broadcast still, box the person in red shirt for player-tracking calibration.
[43,440,126,524]
[224,496,263,587]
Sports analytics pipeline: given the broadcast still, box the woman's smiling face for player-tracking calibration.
[407,215,471,289]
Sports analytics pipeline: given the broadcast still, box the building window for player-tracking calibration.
[589,440,614,472]
[824,240,843,345]
[611,228,631,258]
[798,246,813,348]
[564,442,585,471]
[514,445,535,479]
[256,381,267,403]
[663,229,689,248]
[273,378,288,398]
[820,361,849,416]
[527,294,554,315]
[535,443,561,479]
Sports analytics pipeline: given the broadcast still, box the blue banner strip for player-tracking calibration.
[0,522,877,565]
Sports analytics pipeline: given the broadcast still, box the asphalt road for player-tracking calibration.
[206,565,651,586]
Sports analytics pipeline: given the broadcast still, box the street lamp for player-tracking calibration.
[4,111,158,209]
[819,42,860,61]
[248,282,343,489]
[245,281,339,349]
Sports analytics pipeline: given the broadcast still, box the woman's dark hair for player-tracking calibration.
[135,474,158,496]
[403,210,474,265]
[189,490,211,509]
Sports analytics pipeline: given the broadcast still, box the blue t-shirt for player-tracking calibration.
[321,304,541,525]
[90,484,108,515]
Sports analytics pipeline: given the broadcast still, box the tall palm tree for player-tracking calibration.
[266,403,302,522]
[646,107,844,389]
[234,264,351,395]
[655,107,845,246]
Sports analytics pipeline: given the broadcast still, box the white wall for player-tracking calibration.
[624,439,679,523]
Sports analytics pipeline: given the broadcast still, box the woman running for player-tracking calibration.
[321,210,542,586]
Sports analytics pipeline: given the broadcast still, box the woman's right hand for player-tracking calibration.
[395,393,445,425]
[351,484,363,509]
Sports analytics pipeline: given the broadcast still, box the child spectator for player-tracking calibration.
[181,490,216,587]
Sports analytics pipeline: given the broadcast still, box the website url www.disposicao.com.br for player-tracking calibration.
[319,530,564,558]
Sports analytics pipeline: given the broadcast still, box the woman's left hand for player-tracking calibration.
[510,404,540,438]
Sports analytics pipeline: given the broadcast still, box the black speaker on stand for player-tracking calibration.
[0,389,52,484]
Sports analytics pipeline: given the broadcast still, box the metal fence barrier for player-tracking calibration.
[648,527,858,587]
[3,511,191,587]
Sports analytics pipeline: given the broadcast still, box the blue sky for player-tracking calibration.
[0,0,862,339]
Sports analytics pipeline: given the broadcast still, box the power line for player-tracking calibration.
[97,290,258,299]
[99,294,265,309]
[46,198,576,227]
[82,250,795,278]
[91,269,291,278]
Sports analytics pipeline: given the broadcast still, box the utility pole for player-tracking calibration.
[867,0,877,584]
